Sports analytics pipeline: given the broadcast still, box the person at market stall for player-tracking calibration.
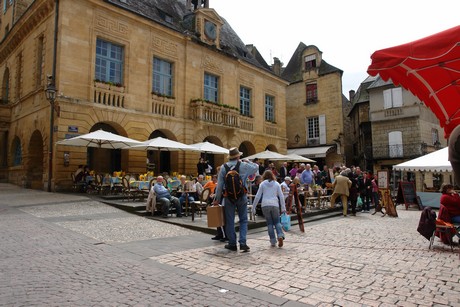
[439,183,460,223]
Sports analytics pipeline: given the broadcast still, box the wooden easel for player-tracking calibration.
[287,183,304,232]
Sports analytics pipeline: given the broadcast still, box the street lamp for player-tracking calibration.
[46,80,57,192]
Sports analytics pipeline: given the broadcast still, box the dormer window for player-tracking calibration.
[157,9,173,23]
[304,54,316,70]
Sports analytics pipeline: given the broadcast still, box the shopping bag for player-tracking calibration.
[280,212,291,231]
[357,196,363,207]
[207,205,224,227]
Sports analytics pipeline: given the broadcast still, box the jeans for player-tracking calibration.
[179,194,195,212]
[224,195,248,246]
[261,206,284,245]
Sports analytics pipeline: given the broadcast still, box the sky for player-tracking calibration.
[211,0,459,97]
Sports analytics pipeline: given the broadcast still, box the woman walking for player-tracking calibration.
[251,170,286,247]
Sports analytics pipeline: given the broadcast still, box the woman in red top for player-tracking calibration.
[439,184,460,223]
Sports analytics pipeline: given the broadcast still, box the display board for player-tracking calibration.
[377,170,389,189]
[396,181,420,210]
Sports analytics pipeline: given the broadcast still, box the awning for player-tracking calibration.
[287,146,334,158]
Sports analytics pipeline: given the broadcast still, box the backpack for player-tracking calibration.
[223,161,245,199]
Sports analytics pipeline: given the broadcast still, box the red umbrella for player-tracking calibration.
[367,25,460,138]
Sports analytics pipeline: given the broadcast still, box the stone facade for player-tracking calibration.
[367,76,447,191]
[0,0,287,190]
[282,44,345,167]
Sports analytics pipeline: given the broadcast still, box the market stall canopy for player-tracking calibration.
[129,137,198,151]
[367,25,460,137]
[56,129,142,149]
[244,150,291,161]
[188,141,228,154]
[393,147,451,172]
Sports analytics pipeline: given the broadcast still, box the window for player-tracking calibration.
[264,94,275,122]
[306,83,318,103]
[204,73,218,102]
[15,52,22,100]
[152,57,173,96]
[432,129,440,146]
[240,86,251,116]
[388,131,403,158]
[12,137,22,166]
[307,115,326,145]
[1,67,9,104]
[383,87,403,109]
[304,54,316,70]
[36,35,44,88]
[95,38,124,85]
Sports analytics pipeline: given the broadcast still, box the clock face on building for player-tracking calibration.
[204,20,217,40]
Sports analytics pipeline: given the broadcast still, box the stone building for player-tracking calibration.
[347,75,376,171]
[366,75,447,190]
[282,43,346,167]
[0,0,287,191]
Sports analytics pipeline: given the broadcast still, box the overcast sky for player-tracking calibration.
[211,0,459,97]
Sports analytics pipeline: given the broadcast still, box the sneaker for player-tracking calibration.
[220,237,229,242]
[211,236,223,240]
[239,244,250,252]
[361,210,366,213]
[278,237,284,248]
[271,243,276,247]
[224,244,237,251]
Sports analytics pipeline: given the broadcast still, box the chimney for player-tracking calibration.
[349,90,355,102]
[272,57,281,76]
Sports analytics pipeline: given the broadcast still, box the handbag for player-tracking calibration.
[280,212,291,231]
[357,196,363,207]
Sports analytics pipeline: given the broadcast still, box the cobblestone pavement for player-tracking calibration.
[1,184,459,306]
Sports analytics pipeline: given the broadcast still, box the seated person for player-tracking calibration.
[178,175,195,209]
[440,183,460,223]
[194,174,205,199]
[280,176,292,211]
[153,176,182,218]
[74,165,84,182]
[203,174,218,204]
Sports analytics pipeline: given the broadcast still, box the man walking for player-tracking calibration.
[330,169,352,216]
[213,147,259,252]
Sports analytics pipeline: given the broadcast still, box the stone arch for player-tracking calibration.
[1,67,9,104]
[202,135,225,174]
[265,144,278,152]
[27,130,44,189]
[87,122,129,173]
[146,129,180,175]
[238,141,256,158]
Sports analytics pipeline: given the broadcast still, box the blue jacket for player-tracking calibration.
[214,159,259,203]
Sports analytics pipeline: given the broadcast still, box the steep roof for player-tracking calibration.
[281,42,343,83]
[106,0,275,74]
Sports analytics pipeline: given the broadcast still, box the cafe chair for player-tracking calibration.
[71,173,86,193]
[94,173,111,195]
[122,176,140,202]
[191,188,211,217]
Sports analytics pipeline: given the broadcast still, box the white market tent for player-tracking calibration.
[393,147,451,172]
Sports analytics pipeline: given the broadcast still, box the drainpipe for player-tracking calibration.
[47,0,59,192]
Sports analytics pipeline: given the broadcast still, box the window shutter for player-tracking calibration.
[388,131,403,157]
[392,87,403,107]
[319,115,326,144]
[383,88,392,109]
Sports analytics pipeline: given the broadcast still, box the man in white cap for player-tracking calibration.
[213,147,259,252]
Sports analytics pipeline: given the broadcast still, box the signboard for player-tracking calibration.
[68,126,78,132]
[396,181,420,210]
[377,170,389,189]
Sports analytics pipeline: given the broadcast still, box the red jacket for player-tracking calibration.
[440,193,460,218]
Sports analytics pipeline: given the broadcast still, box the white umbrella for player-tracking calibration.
[393,147,450,172]
[56,129,142,149]
[285,153,316,163]
[130,137,200,175]
[244,150,291,161]
[188,141,228,154]
[129,137,198,151]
